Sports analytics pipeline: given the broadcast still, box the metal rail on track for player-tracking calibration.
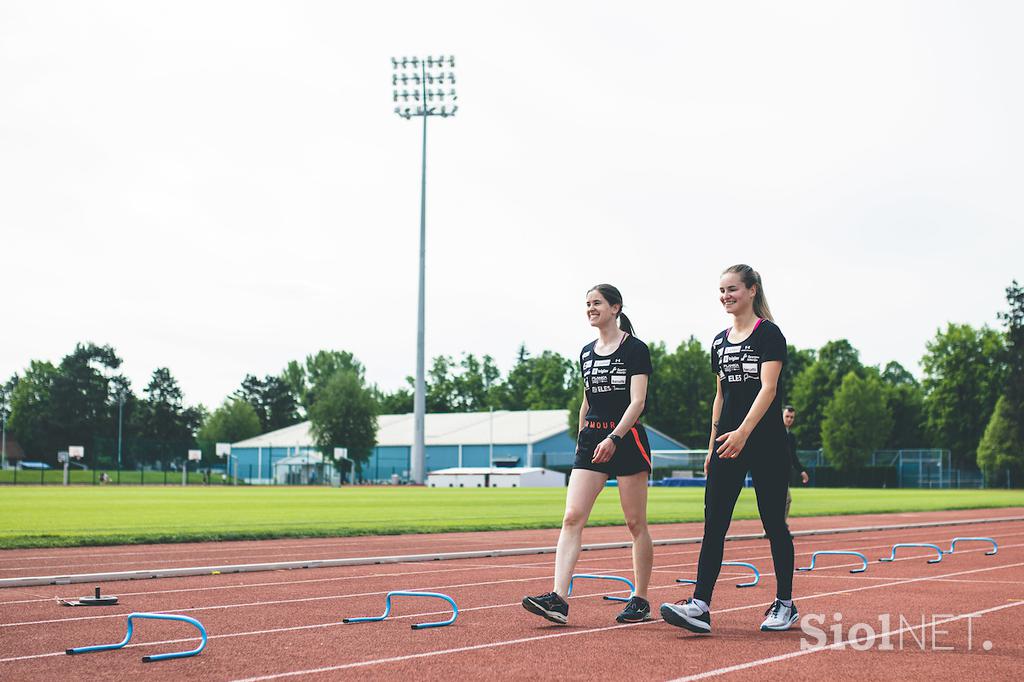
[2,515,1021,589]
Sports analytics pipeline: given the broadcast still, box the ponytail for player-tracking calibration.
[587,283,638,337]
[618,312,635,336]
[722,264,774,322]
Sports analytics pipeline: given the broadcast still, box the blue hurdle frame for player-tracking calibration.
[879,543,943,564]
[676,561,760,588]
[567,574,635,602]
[66,612,207,662]
[343,591,458,629]
[944,537,998,556]
[797,550,869,574]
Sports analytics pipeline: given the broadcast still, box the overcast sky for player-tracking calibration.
[2,1,1021,410]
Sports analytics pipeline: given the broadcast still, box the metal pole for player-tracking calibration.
[411,59,429,486]
[489,407,494,467]
[117,393,124,470]
[1,410,7,471]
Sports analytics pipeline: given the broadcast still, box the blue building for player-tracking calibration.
[229,410,687,484]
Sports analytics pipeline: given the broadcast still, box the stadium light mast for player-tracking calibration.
[391,54,458,485]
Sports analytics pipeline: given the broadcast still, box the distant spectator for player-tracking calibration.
[783,405,809,519]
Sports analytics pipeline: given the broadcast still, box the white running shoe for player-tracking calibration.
[660,598,712,633]
[760,599,799,631]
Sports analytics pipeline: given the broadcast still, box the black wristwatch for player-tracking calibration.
[607,434,623,446]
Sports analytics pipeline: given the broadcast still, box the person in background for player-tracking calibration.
[783,405,809,519]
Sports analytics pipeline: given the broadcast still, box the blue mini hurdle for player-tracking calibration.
[879,543,943,564]
[343,591,458,630]
[677,561,760,588]
[568,574,635,602]
[944,537,998,556]
[66,612,207,662]
[797,550,869,574]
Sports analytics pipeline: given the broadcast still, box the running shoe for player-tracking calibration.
[760,599,799,631]
[521,591,569,624]
[659,598,711,633]
[615,596,651,623]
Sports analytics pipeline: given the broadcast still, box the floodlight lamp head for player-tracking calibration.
[391,57,398,68]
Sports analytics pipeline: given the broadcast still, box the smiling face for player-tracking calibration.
[720,272,756,316]
[586,289,619,328]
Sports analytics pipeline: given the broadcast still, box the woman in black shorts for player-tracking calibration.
[522,284,654,625]
[660,265,797,634]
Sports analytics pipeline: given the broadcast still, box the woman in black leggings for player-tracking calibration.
[661,264,797,634]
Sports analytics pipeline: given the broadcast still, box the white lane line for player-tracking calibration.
[669,599,1024,681]
[3,536,1019,629]
[224,560,1024,682]
[3,558,1021,668]
[6,522,1002,607]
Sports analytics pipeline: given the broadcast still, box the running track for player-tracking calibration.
[0,509,1022,680]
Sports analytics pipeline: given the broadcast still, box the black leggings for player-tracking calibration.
[694,446,794,604]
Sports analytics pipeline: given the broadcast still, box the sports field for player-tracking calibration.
[2,486,1022,549]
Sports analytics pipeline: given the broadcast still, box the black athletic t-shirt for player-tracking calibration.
[711,319,787,451]
[580,335,653,422]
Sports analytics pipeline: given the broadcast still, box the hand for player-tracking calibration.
[592,437,617,464]
[715,428,749,458]
[704,453,711,477]
[801,471,809,485]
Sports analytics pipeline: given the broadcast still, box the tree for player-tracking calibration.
[778,345,815,407]
[998,280,1024,443]
[976,395,1024,486]
[879,361,926,449]
[137,368,202,444]
[493,346,576,411]
[644,337,715,446]
[284,351,364,410]
[375,385,413,414]
[821,372,893,472]
[308,368,379,478]
[791,340,864,449]
[198,399,262,455]
[236,374,301,432]
[7,361,60,459]
[922,323,1006,468]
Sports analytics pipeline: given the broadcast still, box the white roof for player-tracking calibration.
[273,453,325,466]
[231,409,570,449]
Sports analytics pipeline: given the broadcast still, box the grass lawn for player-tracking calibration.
[0,486,1022,549]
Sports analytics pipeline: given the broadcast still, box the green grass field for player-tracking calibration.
[0,470,210,485]
[1,486,1022,549]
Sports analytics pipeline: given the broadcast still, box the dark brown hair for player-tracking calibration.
[588,283,635,336]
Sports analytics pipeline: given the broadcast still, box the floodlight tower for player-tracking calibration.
[391,54,458,485]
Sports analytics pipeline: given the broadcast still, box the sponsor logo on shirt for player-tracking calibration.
[611,375,627,385]
[582,360,593,370]
[723,363,740,372]
[742,363,758,373]
[582,351,591,358]
[591,375,609,385]
[593,359,611,367]
[725,346,742,354]
[713,338,724,347]
[592,385,614,393]
[743,373,759,382]
[728,375,742,382]
[717,348,724,358]
[723,355,738,363]
[741,354,759,362]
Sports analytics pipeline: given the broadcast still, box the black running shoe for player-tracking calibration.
[616,596,651,623]
[660,598,712,633]
[522,592,569,624]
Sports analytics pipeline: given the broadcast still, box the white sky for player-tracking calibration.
[2,1,1022,409]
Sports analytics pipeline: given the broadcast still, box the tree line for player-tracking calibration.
[1,282,1020,480]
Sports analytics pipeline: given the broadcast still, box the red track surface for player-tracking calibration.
[1,509,1022,681]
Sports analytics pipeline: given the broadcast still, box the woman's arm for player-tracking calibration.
[704,376,724,475]
[592,375,648,463]
[716,360,782,458]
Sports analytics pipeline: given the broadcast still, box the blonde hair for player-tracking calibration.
[723,264,774,321]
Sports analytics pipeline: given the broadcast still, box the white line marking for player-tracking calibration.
[222,559,1024,682]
